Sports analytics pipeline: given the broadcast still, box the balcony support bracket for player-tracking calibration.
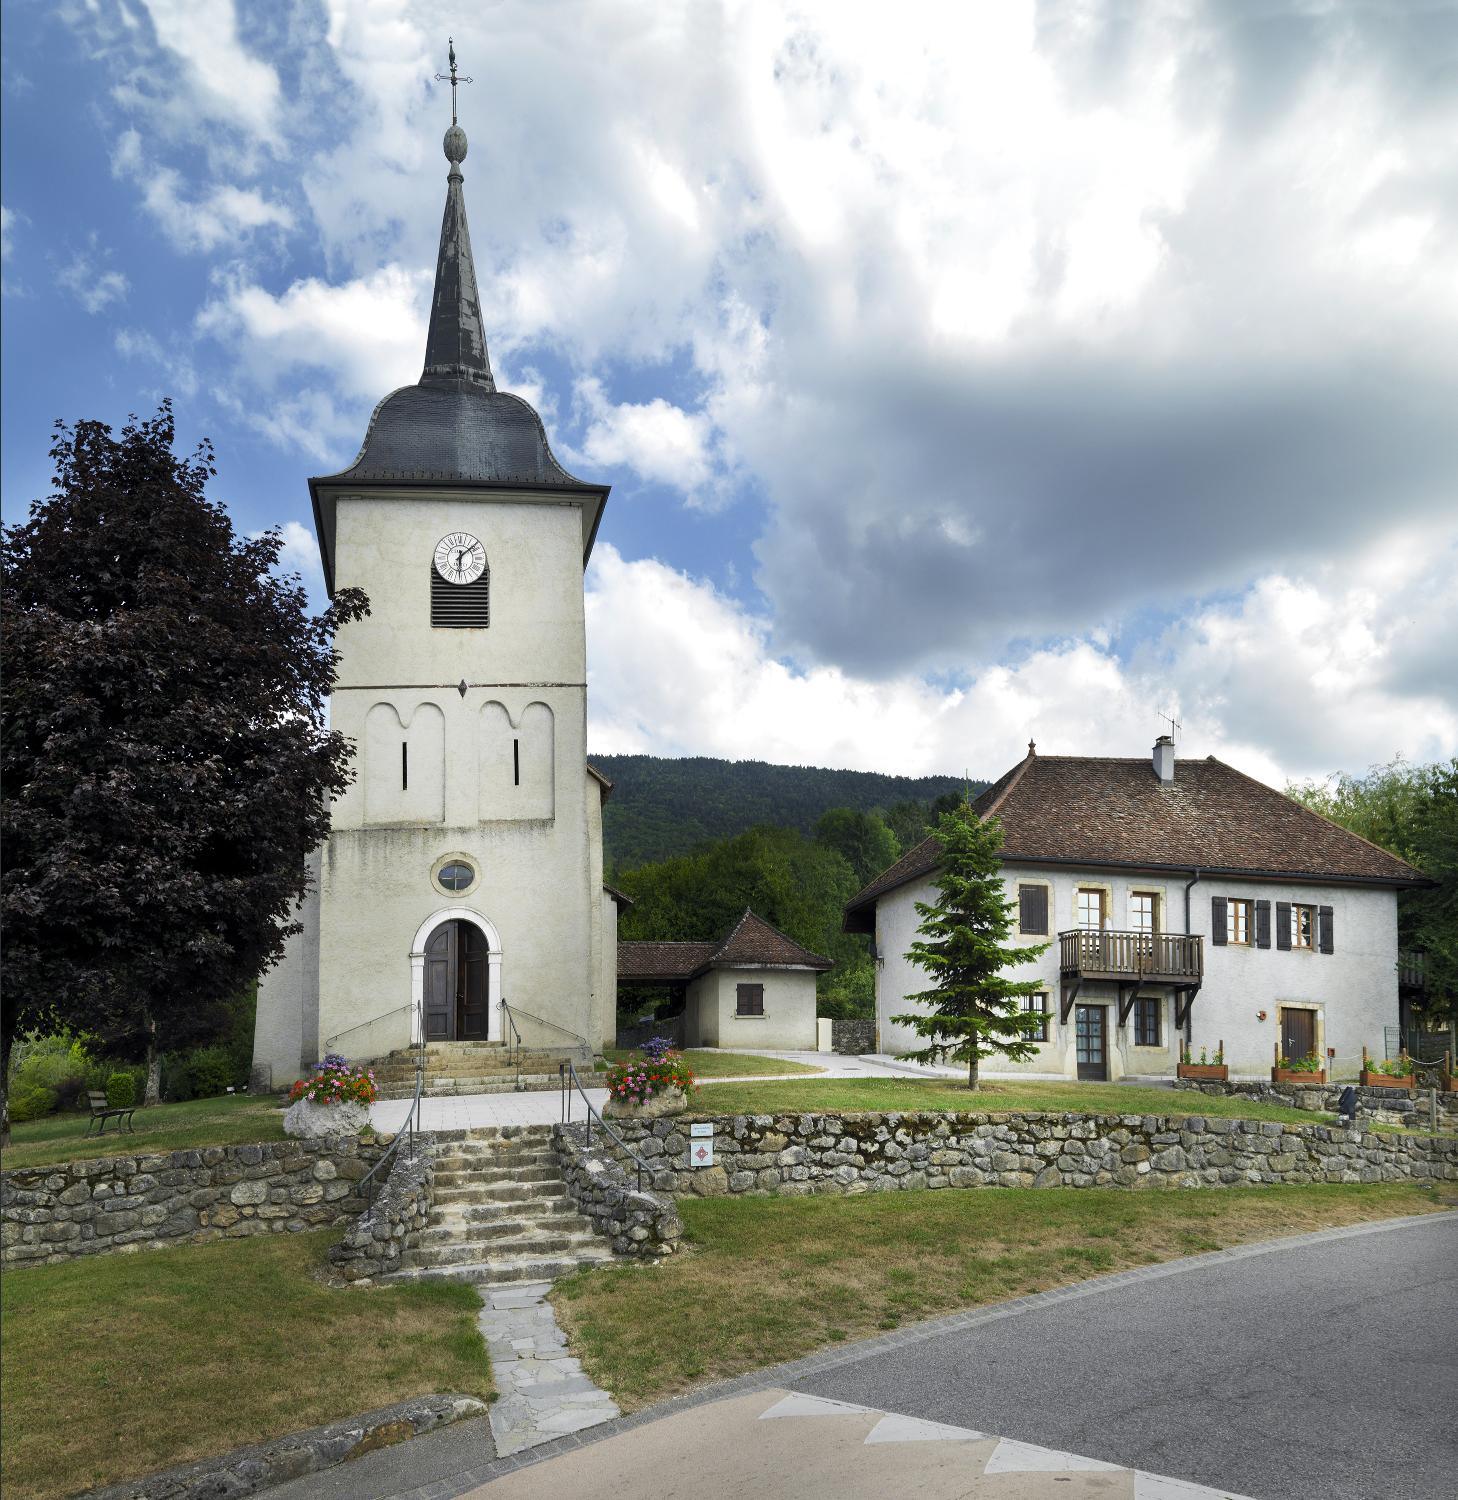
[1117,983,1139,1027]
[1060,978,1082,1026]
[1174,983,1202,1030]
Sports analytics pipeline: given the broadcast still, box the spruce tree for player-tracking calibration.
[892,802,1049,1089]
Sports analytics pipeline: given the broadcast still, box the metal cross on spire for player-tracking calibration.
[434,36,473,125]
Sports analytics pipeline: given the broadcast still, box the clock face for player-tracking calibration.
[434,532,486,586]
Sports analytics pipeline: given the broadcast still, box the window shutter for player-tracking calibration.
[1255,900,1271,949]
[736,983,764,1016]
[1276,901,1292,951]
[1210,897,1227,946]
[1020,885,1048,935]
[1318,905,1334,954]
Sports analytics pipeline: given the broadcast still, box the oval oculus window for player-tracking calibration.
[437,861,475,893]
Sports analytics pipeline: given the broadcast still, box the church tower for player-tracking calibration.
[253,50,617,1084]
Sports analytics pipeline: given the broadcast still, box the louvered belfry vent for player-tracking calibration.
[431,562,491,627]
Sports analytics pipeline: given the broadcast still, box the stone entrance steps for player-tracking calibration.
[374,1044,594,1101]
[388,1126,614,1288]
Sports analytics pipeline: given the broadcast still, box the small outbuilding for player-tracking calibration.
[617,910,832,1051]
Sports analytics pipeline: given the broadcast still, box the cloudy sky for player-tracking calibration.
[3,0,1456,787]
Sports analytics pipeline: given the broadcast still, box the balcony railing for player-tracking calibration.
[1059,929,1204,984]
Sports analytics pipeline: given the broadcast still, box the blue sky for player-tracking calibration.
[4,1,1456,785]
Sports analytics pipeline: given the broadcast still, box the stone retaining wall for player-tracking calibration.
[602,1110,1458,1198]
[551,1122,683,1255]
[329,1143,435,1282]
[1174,1077,1458,1126]
[829,1019,876,1056]
[1,1137,383,1268]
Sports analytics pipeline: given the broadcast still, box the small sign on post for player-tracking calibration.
[689,1121,714,1167]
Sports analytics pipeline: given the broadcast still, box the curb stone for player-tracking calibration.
[77,1393,487,1500]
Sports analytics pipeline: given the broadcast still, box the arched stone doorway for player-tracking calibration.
[410,908,503,1044]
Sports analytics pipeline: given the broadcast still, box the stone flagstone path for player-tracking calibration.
[480,1281,620,1456]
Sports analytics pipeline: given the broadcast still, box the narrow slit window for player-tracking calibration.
[513,738,520,787]
[401,742,408,791]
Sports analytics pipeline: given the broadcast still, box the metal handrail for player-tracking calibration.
[559,1058,651,1191]
[358,1037,426,1209]
[498,999,524,1091]
[504,1003,592,1060]
[325,1003,414,1052]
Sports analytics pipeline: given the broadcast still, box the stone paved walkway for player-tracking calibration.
[479,1281,620,1456]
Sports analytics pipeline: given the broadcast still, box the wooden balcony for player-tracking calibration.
[1058,929,1203,1026]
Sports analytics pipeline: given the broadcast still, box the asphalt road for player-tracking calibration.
[793,1213,1458,1500]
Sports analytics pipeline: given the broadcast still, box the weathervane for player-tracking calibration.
[434,37,473,126]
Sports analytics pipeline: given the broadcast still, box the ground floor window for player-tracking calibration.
[736,983,764,1016]
[1022,991,1049,1042]
[1133,996,1162,1047]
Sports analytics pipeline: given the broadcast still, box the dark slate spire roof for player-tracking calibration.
[308,96,609,592]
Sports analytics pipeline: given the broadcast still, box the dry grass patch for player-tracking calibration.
[604,1049,824,1078]
[1,1094,287,1172]
[693,1076,1328,1124]
[552,1182,1446,1410]
[1,1229,490,1500]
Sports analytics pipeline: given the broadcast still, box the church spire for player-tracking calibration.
[422,39,494,390]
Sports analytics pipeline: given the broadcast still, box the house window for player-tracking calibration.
[1077,888,1106,931]
[1018,884,1049,935]
[437,861,475,893]
[1290,903,1316,950]
[736,983,764,1016]
[1228,898,1253,946]
[1022,991,1049,1043]
[1130,892,1160,933]
[1134,997,1162,1047]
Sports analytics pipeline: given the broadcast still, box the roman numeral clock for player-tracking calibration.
[434,532,487,585]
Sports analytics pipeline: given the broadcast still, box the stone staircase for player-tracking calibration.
[373,1041,592,1100]
[388,1126,615,1286]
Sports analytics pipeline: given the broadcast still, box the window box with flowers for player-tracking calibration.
[602,1039,696,1120]
[1360,1049,1416,1092]
[1177,1042,1228,1082]
[283,1053,379,1138]
[1272,1052,1325,1086]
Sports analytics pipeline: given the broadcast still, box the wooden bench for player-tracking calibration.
[84,1090,136,1137]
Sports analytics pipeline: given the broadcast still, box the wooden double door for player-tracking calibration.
[424,920,489,1040]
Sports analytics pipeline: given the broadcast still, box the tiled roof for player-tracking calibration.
[617,910,832,982]
[844,751,1426,926]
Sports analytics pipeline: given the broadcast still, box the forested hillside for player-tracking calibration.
[592,753,979,873]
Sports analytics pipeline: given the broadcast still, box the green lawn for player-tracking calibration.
[1,1094,287,1171]
[691,1076,1330,1125]
[0,1229,491,1500]
[552,1181,1446,1409]
[604,1048,824,1078]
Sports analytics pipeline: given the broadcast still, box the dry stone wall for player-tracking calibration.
[551,1123,683,1255]
[1,1138,383,1269]
[329,1146,434,1281]
[1174,1077,1458,1127]
[605,1110,1458,1198]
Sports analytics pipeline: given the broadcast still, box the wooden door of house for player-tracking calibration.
[1281,1007,1316,1064]
[423,921,489,1041]
[1076,1004,1108,1081]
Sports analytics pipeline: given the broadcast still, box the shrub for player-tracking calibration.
[8,1083,59,1123]
[6,1033,93,1117]
[105,1072,137,1108]
[162,1043,245,1101]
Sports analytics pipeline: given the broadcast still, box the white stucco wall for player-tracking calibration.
[874,864,1400,1080]
[685,967,819,1050]
[251,487,606,1084]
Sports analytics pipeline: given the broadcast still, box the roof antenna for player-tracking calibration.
[1157,708,1181,741]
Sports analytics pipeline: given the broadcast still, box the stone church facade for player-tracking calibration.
[253,110,618,1086]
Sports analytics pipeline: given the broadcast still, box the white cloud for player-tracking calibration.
[112,129,292,253]
[139,0,282,145]
[56,244,129,313]
[274,520,323,584]
[1,205,17,259]
[114,326,199,398]
[570,377,717,499]
[586,534,1458,785]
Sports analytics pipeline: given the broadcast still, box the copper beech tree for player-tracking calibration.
[892,802,1050,1089]
[1,405,367,1136]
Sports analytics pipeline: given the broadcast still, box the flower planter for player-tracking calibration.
[1443,1073,1457,1095]
[284,1098,370,1138]
[603,1087,688,1121]
[1360,1071,1415,1092]
[1177,1064,1228,1082]
[1271,1068,1325,1086]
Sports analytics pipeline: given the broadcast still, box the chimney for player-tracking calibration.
[1153,735,1176,784]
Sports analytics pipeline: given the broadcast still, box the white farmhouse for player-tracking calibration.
[252,105,619,1087]
[844,738,1427,1081]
